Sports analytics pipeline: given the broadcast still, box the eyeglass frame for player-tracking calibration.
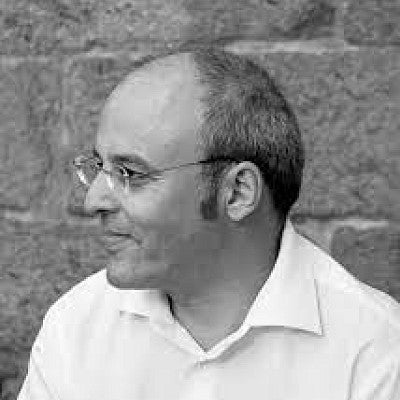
[73,154,240,193]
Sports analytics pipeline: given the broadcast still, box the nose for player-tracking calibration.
[84,172,119,216]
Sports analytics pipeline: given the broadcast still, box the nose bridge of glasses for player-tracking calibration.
[93,163,115,191]
[83,167,120,214]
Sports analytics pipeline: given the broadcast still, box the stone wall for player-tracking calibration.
[1,1,399,398]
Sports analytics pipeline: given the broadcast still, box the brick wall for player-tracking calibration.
[0,1,399,398]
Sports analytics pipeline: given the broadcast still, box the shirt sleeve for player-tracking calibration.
[17,315,60,400]
[349,344,400,400]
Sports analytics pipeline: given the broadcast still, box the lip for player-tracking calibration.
[103,230,133,237]
[100,231,139,253]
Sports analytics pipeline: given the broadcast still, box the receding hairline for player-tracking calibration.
[119,51,199,88]
[102,51,207,135]
[104,51,206,119]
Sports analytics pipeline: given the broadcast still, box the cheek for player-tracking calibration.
[119,180,200,240]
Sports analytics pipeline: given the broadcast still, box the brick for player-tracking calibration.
[0,351,19,398]
[0,0,337,55]
[0,220,108,396]
[344,0,400,45]
[0,59,60,211]
[2,374,25,400]
[63,54,140,149]
[0,0,34,55]
[246,48,400,220]
[180,0,336,41]
[331,225,400,301]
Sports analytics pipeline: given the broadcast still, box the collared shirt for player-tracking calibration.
[18,221,400,400]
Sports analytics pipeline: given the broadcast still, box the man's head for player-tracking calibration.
[83,48,304,291]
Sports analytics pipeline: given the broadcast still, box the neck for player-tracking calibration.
[167,222,283,351]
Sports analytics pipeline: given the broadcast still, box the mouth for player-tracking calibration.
[100,231,139,253]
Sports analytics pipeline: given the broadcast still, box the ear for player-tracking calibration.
[222,162,263,222]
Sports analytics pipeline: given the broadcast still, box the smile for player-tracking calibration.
[100,232,138,253]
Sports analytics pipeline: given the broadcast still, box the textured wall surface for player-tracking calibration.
[0,0,399,398]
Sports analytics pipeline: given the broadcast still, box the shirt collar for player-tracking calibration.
[245,220,322,335]
[106,219,323,335]
[106,285,174,325]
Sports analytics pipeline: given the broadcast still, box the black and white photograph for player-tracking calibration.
[1,1,399,399]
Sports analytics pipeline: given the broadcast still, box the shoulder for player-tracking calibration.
[294,229,400,340]
[52,268,108,309]
[42,269,111,331]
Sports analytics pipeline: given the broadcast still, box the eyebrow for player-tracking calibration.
[92,148,155,171]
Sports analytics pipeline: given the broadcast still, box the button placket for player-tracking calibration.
[185,361,217,400]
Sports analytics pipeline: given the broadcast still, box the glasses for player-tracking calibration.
[73,154,238,193]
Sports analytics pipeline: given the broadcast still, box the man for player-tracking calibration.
[19,48,400,399]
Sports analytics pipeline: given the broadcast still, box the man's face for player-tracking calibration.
[84,64,225,290]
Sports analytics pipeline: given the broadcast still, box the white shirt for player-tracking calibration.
[18,222,400,400]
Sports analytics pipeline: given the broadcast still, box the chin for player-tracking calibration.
[106,270,137,289]
[106,259,167,290]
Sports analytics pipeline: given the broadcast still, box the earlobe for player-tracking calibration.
[228,205,247,222]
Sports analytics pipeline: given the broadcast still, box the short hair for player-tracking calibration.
[191,48,304,219]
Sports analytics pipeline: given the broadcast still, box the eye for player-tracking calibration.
[114,164,151,179]
[125,168,149,179]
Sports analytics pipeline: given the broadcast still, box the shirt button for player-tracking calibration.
[195,360,205,369]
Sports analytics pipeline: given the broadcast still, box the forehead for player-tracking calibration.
[96,58,204,167]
